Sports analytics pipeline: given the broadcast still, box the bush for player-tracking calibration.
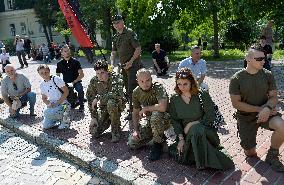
[3,39,15,55]
[273,50,284,60]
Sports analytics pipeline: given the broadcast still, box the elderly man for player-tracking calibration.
[178,46,208,91]
[110,14,142,120]
[38,65,70,129]
[128,68,170,161]
[1,64,36,117]
[230,45,284,172]
[152,43,170,76]
[86,61,125,142]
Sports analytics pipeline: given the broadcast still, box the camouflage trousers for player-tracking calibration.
[128,111,171,149]
[90,99,123,138]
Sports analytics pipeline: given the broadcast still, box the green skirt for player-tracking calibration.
[169,124,234,170]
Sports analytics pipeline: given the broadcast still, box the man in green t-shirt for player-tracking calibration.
[229,46,284,172]
[128,68,170,161]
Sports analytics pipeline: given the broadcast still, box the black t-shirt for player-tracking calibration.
[56,58,82,83]
[152,49,167,63]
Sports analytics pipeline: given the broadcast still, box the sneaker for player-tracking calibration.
[58,122,69,129]
[265,148,284,172]
[148,142,163,161]
[20,65,24,69]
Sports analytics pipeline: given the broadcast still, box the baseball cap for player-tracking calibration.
[112,15,123,23]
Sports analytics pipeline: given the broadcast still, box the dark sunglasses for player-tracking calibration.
[254,57,265,61]
[13,83,18,90]
[176,71,189,79]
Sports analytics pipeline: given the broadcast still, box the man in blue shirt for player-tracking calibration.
[178,46,208,91]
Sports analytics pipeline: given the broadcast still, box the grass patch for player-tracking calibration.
[273,50,284,60]
[168,49,245,62]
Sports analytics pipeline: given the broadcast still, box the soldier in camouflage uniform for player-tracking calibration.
[86,61,125,143]
[111,15,142,120]
[128,68,171,161]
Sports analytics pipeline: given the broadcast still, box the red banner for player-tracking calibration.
[58,0,93,48]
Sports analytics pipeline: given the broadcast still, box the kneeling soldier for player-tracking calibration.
[128,68,170,161]
[87,61,125,142]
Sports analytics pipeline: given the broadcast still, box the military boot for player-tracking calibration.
[111,125,121,143]
[148,142,163,161]
[265,148,284,172]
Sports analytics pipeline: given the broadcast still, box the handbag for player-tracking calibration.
[198,93,224,129]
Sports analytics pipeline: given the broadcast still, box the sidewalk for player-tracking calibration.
[0,57,284,184]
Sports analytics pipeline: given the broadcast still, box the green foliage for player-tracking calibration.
[77,49,109,57]
[14,0,35,9]
[3,39,15,55]
[273,50,284,60]
[168,49,245,62]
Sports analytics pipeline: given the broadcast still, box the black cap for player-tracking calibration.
[112,15,123,22]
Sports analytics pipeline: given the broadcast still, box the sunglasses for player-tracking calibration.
[254,57,265,61]
[13,83,18,91]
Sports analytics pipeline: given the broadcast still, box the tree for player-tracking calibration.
[34,0,58,45]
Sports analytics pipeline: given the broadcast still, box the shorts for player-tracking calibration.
[236,112,280,150]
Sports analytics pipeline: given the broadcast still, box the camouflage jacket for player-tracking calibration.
[86,73,125,109]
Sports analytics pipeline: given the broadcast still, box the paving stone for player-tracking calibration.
[0,125,108,185]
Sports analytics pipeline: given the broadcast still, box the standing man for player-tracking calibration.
[178,46,208,91]
[230,45,284,172]
[23,36,32,59]
[56,45,85,111]
[14,35,28,68]
[87,61,125,142]
[0,48,10,73]
[262,20,274,49]
[152,43,170,76]
[111,14,142,120]
[1,64,36,118]
[128,69,170,161]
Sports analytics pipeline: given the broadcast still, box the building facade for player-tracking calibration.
[0,0,104,49]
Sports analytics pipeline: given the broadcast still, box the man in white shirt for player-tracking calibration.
[178,46,208,91]
[0,48,10,73]
[37,64,70,129]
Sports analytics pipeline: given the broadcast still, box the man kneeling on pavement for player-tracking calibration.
[128,68,171,161]
[38,65,71,129]
[87,61,125,143]
[1,64,36,118]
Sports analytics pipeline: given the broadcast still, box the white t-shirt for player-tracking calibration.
[40,76,65,103]
[0,53,10,64]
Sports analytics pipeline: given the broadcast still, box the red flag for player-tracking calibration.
[58,0,93,48]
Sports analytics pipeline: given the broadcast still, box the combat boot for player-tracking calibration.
[111,125,121,143]
[148,142,163,161]
[265,148,284,172]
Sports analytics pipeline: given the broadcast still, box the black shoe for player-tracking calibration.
[148,142,163,161]
[79,106,84,112]
[125,112,132,120]
[20,65,24,69]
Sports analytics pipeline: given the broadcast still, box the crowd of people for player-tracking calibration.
[0,17,283,173]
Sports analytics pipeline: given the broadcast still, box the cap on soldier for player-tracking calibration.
[112,14,123,22]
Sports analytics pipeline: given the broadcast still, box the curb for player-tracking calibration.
[0,117,159,185]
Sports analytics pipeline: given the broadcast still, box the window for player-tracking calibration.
[7,0,15,10]
[20,22,26,35]
[10,24,15,36]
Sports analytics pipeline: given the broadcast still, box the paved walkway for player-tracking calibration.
[0,125,109,185]
[0,57,284,184]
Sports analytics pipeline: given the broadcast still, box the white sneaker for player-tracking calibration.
[58,122,69,129]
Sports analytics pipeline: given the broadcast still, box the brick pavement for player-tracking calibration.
[0,57,284,184]
[0,125,109,185]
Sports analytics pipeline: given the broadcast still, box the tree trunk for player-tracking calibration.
[43,25,50,45]
[104,8,112,50]
[212,7,220,58]
[48,26,53,43]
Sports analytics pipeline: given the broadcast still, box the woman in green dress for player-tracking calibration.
[169,68,234,170]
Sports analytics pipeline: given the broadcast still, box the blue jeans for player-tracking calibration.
[13,92,36,117]
[43,104,65,129]
[73,81,84,107]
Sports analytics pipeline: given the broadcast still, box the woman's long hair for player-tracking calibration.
[174,67,199,95]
